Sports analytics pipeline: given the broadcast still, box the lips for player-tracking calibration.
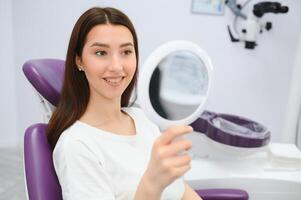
[103,76,125,87]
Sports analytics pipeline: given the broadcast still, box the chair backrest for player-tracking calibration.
[23,59,64,199]
[24,124,63,200]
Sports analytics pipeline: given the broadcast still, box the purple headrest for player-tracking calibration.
[23,59,65,106]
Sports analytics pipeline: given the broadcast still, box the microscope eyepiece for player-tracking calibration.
[253,2,289,18]
[279,6,289,13]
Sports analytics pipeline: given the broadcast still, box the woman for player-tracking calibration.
[47,7,202,200]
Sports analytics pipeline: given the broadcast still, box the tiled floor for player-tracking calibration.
[0,147,26,200]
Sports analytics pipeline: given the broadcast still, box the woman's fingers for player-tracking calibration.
[163,154,192,168]
[170,164,191,179]
[144,125,194,191]
[160,139,192,157]
[158,125,193,145]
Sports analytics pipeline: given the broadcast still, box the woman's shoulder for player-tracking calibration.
[123,106,144,116]
[52,123,106,174]
[124,106,161,137]
[123,106,152,124]
[124,106,156,121]
[53,121,92,153]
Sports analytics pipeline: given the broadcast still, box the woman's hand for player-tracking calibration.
[143,125,193,193]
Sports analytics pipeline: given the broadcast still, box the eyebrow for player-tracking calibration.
[90,42,134,48]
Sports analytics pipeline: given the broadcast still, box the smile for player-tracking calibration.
[103,76,125,87]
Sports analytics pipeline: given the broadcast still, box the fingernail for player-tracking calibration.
[188,126,193,131]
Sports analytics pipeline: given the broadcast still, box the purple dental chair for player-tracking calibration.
[23,58,249,200]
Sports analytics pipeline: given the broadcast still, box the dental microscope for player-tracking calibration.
[226,0,289,49]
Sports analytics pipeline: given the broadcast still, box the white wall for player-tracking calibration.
[3,0,301,147]
[0,0,18,147]
[282,27,301,145]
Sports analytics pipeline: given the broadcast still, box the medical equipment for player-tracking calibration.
[226,0,289,49]
[191,110,270,150]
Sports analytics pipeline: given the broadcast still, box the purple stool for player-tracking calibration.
[23,58,249,200]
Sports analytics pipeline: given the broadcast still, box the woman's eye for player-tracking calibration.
[123,50,133,55]
[95,51,107,56]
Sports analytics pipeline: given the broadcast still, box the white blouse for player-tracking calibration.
[53,107,185,200]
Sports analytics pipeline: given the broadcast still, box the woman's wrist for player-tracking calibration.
[134,174,163,200]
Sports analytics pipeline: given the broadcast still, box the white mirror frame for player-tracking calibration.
[138,40,214,130]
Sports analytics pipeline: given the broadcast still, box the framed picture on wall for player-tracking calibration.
[191,0,225,15]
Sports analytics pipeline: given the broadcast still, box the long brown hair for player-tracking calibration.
[47,7,139,149]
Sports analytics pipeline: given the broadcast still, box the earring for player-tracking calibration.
[78,66,84,71]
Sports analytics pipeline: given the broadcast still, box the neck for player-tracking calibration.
[80,91,124,126]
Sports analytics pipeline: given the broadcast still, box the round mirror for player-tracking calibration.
[138,40,213,130]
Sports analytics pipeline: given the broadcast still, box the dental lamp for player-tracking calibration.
[226,0,289,49]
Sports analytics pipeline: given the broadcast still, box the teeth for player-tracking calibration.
[104,77,122,83]
[103,77,123,86]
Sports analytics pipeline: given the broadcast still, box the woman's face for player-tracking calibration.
[77,24,136,102]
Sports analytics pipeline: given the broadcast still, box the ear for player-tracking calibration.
[75,55,83,70]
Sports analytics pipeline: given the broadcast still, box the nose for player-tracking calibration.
[108,54,123,72]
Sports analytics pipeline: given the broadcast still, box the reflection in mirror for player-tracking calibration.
[149,50,208,120]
